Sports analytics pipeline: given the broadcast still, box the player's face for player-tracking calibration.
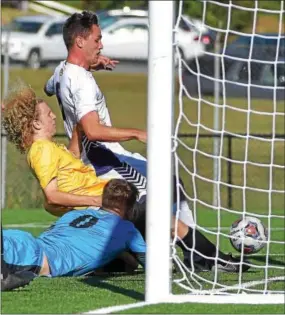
[83,25,103,65]
[35,102,57,137]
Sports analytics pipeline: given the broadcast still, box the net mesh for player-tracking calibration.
[172,0,285,295]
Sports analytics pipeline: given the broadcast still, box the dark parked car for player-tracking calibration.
[225,33,285,57]
[182,52,285,100]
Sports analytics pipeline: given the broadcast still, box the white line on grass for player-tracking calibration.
[3,223,284,257]
[3,223,285,231]
[82,286,285,314]
[3,223,53,228]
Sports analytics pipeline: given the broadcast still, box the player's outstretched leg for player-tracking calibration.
[1,226,36,291]
[175,222,251,273]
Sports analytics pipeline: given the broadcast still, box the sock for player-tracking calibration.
[1,226,9,279]
[177,227,229,267]
[178,201,195,227]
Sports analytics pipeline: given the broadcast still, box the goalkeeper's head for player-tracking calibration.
[2,81,56,153]
[102,179,139,221]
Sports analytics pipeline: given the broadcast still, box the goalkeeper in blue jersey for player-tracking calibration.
[3,179,146,278]
[3,178,251,278]
[3,179,251,278]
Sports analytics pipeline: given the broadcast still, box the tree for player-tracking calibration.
[180,0,253,30]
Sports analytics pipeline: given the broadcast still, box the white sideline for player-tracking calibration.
[4,223,53,228]
[3,223,285,231]
[82,292,285,314]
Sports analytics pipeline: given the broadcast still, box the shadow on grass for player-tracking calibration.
[79,272,145,301]
[247,255,285,267]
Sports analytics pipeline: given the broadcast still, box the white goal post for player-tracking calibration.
[146,0,174,303]
[146,0,285,305]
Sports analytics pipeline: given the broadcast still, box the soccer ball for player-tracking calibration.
[229,216,268,254]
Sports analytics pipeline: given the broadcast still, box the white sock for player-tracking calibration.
[178,200,195,228]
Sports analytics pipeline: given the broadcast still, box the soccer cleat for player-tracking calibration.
[183,254,212,272]
[1,271,36,292]
[213,253,251,273]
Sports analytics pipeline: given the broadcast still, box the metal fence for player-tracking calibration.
[1,132,284,210]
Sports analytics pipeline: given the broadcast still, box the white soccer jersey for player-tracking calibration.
[45,61,112,138]
[45,61,138,162]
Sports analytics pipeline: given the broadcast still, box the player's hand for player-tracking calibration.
[90,55,119,71]
[136,130,147,143]
[91,195,102,207]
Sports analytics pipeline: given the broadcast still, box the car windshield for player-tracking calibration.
[4,20,43,33]
[228,35,285,57]
[233,35,285,47]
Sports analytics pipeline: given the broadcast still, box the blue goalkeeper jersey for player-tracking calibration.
[36,209,146,277]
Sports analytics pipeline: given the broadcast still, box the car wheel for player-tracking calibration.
[26,50,41,69]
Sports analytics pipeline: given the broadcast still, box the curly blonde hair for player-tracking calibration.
[2,81,44,154]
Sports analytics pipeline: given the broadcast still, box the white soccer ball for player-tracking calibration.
[229,216,268,254]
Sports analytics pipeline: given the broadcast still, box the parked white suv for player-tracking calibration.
[1,15,68,69]
[101,17,212,61]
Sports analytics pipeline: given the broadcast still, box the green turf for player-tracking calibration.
[2,209,284,314]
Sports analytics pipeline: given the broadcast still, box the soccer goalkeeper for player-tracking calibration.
[3,179,146,278]
[2,179,250,278]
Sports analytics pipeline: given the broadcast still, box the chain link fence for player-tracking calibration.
[2,133,284,211]
[3,135,68,209]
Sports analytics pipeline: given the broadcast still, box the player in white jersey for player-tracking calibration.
[43,10,195,228]
[44,11,202,263]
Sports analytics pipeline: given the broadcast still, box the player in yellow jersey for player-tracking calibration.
[3,82,107,216]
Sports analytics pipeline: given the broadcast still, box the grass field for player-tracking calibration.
[1,69,284,313]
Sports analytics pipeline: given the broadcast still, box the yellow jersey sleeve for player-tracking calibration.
[28,140,60,189]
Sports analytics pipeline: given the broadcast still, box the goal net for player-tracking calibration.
[146,0,284,304]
